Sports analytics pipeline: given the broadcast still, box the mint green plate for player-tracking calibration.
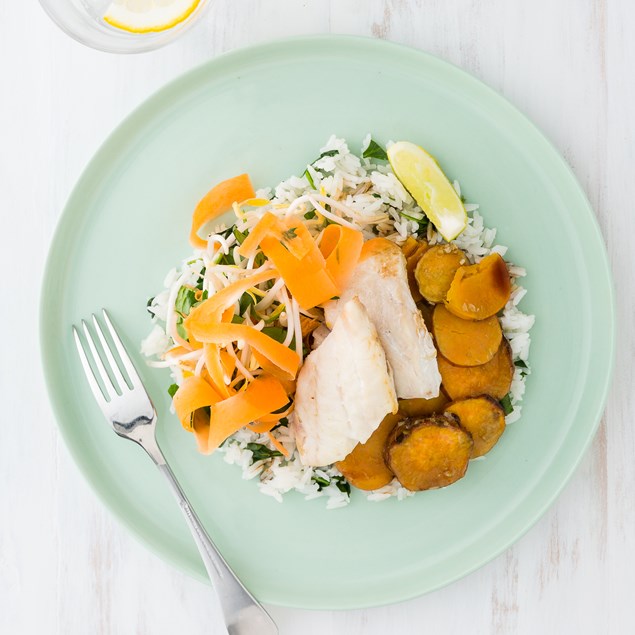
[41,36,614,609]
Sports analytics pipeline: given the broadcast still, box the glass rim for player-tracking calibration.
[38,0,212,54]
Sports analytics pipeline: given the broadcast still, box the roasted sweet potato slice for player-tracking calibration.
[445,253,511,320]
[401,237,429,301]
[417,300,434,331]
[438,339,514,400]
[398,392,449,418]
[336,413,401,491]
[405,241,429,302]
[385,414,473,491]
[415,244,468,304]
[400,236,420,258]
[432,304,502,366]
[444,395,505,457]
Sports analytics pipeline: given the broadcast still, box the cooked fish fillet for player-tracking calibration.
[324,238,441,399]
[292,298,398,467]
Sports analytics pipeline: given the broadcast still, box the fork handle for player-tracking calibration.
[154,460,278,635]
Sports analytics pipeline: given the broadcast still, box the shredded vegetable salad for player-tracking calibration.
[142,135,534,508]
[146,140,433,455]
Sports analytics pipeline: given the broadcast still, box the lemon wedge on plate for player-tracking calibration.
[103,0,201,34]
[388,141,467,241]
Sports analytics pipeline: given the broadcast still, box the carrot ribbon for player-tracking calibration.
[319,224,364,289]
[188,323,300,379]
[207,375,290,453]
[238,212,365,310]
[173,375,222,431]
[189,174,255,249]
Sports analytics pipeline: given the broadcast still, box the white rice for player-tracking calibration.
[140,324,171,358]
[142,135,534,507]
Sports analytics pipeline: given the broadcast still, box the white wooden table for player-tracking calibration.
[2,1,633,633]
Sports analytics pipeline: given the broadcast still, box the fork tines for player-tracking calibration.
[73,310,142,405]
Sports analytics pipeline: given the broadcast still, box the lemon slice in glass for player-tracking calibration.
[103,0,201,34]
[388,141,467,241]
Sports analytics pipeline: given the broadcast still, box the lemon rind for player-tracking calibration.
[103,0,201,34]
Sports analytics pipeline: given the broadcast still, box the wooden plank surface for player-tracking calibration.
[1,1,633,633]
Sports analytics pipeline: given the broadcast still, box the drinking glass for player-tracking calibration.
[39,0,212,54]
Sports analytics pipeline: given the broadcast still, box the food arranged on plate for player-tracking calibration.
[143,136,534,508]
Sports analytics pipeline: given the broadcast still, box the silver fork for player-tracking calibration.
[73,310,278,635]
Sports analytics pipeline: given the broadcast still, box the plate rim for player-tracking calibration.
[40,34,616,609]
